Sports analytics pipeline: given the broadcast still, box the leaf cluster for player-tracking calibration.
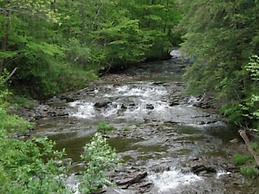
[79,133,121,193]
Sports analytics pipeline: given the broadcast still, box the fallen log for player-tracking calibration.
[239,129,259,167]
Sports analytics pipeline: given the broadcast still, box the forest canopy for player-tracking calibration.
[0,0,181,99]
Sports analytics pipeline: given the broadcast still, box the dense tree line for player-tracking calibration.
[178,0,259,129]
[0,0,181,99]
[1,1,258,127]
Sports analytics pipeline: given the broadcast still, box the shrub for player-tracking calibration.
[97,121,115,133]
[240,166,258,178]
[0,133,68,194]
[233,153,246,165]
[79,133,121,193]
[0,85,120,193]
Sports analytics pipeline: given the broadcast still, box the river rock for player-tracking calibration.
[146,104,154,109]
[116,171,148,188]
[169,99,180,106]
[59,95,75,102]
[191,164,216,175]
[94,100,112,108]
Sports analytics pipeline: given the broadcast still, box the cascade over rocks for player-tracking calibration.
[27,52,256,193]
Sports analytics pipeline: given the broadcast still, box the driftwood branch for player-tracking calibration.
[239,129,259,166]
[2,67,17,84]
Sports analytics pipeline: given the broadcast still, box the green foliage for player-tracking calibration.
[252,141,259,152]
[220,104,244,124]
[233,145,259,179]
[0,87,66,194]
[0,87,121,193]
[0,80,32,133]
[0,128,120,193]
[0,108,32,134]
[123,127,131,131]
[241,95,259,121]
[233,152,259,179]
[241,55,259,129]
[179,0,259,127]
[246,55,259,81]
[97,121,115,133]
[2,0,60,22]
[0,134,68,194]
[240,166,258,178]
[79,133,121,193]
[1,0,182,99]
[9,96,36,109]
[233,153,247,165]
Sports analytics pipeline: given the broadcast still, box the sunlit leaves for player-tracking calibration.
[79,133,121,193]
[246,55,259,81]
[1,0,59,22]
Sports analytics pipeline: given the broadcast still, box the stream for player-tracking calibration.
[32,52,256,193]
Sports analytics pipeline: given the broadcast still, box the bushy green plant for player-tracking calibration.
[233,153,247,165]
[0,130,69,194]
[0,84,66,192]
[220,104,244,124]
[233,151,259,179]
[97,121,115,133]
[239,55,259,130]
[0,85,120,193]
[240,166,258,178]
[0,130,121,193]
[252,141,259,152]
[123,126,130,131]
[0,81,32,134]
[10,96,36,109]
[10,55,97,99]
[79,133,121,193]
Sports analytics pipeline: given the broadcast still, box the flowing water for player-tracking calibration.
[33,54,256,193]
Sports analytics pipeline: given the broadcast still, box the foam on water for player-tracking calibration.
[100,102,122,117]
[216,170,231,179]
[148,169,202,193]
[105,84,168,99]
[69,101,95,119]
[122,100,170,119]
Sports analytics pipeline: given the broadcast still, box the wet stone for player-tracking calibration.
[169,101,180,106]
[94,100,112,108]
[146,104,154,110]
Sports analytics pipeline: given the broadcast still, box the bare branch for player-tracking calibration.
[2,67,17,84]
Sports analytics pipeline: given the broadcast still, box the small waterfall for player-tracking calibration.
[68,83,171,120]
[148,168,202,193]
[105,84,168,98]
[69,101,95,119]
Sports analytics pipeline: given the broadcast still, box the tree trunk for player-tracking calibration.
[239,129,259,167]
